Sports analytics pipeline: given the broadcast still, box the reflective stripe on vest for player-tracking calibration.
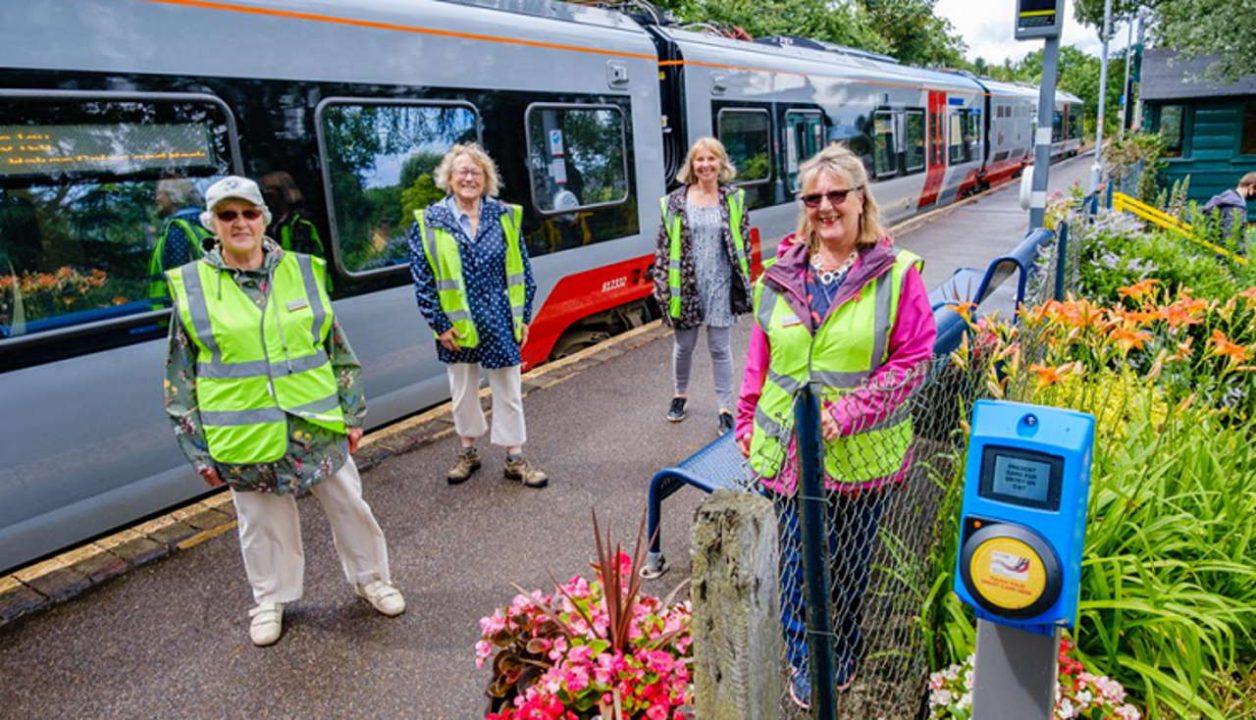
[166,252,344,464]
[660,189,750,320]
[748,250,922,482]
[414,204,526,348]
[149,218,209,301]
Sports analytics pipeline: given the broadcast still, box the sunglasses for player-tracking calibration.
[214,208,264,222]
[800,187,861,208]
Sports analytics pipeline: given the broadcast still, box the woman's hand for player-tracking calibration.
[820,408,841,441]
[438,327,461,352]
[519,323,529,347]
[198,466,225,488]
[736,434,751,458]
[347,427,363,454]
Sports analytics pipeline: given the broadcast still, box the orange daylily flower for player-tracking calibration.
[948,300,977,322]
[1109,324,1153,354]
[1169,337,1194,362]
[1161,296,1209,329]
[1111,307,1158,325]
[1238,287,1256,300]
[1028,362,1076,388]
[1209,329,1252,363]
[1117,278,1159,303]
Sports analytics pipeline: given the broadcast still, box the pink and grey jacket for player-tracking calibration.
[735,234,936,495]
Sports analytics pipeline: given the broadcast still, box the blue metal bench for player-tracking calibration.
[641,431,755,579]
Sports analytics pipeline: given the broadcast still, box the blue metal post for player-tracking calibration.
[1054,221,1069,301]
[795,385,837,718]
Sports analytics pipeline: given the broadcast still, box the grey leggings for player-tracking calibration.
[672,325,734,411]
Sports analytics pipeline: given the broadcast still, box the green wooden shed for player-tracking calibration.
[1141,48,1256,221]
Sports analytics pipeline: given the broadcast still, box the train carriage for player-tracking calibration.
[0,0,1079,572]
[974,78,1038,187]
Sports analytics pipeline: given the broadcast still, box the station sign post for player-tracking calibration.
[1018,0,1064,231]
[954,399,1095,719]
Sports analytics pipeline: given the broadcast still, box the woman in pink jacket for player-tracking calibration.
[735,144,935,708]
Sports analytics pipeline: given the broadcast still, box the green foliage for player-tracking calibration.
[1104,132,1166,203]
[1075,0,1256,81]
[992,45,1127,140]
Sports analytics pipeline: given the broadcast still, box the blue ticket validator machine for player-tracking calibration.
[954,399,1094,719]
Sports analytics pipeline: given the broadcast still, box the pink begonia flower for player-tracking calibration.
[480,610,507,636]
[475,640,494,668]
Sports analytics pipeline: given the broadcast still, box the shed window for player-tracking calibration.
[1157,104,1184,158]
[1242,103,1256,156]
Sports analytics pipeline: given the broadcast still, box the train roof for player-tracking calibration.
[973,78,1040,101]
[0,0,658,85]
[1056,89,1084,105]
[657,25,984,95]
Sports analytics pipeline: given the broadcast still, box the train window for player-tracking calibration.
[717,109,772,185]
[1157,105,1184,158]
[948,111,973,164]
[784,109,824,191]
[0,93,235,342]
[318,100,479,276]
[1242,103,1256,156]
[966,110,982,158]
[904,110,926,174]
[872,111,898,178]
[525,104,629,214]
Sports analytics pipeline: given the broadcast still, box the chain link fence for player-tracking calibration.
[756,234,1062,718]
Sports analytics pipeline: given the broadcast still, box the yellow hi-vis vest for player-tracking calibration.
[166,252,345,464]
[748,249,922,482]
[660,188,749,320]
[413,204,526,348]
[148,217,210,302]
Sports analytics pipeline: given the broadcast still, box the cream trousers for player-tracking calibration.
[231,456,391,605]
[446,363,527,448]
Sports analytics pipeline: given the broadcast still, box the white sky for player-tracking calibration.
[933,0,1136,66]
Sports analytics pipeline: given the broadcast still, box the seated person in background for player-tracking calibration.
[1201,172,1256,245]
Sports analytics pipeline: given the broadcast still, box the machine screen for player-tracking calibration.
[979,446,1063,510]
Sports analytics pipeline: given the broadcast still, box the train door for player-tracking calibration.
[782,107,824,193]
[918,90,947,208]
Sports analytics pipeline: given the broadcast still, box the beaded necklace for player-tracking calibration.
[810,251,855,285]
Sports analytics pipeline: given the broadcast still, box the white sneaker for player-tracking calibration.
[248,602,284,647]
[356,580,405,617]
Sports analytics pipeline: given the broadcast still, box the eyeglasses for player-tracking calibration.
[455,167,484,178]
[215,208,264,222]
[799,187,861,208]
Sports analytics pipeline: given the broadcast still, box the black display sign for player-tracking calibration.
[978,445,1064,511]
[1015,0,1064,40]
[0,123,215,177]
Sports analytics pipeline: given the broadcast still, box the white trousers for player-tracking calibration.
[447,363,527,447]
[231,456,391,605]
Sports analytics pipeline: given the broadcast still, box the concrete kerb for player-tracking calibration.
[0,319,672,628]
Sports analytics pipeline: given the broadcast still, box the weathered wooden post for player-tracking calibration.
[690,489,782,719]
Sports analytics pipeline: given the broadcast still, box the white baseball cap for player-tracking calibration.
[200,176,272,229]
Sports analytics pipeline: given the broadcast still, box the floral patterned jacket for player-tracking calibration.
[651,184,753,330]
[163,240,366,495]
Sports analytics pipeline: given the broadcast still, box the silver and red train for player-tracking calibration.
[0,0,1085,571]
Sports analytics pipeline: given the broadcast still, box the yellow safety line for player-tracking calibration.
[1112,191,1249,266]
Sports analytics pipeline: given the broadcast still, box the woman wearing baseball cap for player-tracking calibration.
[162,175,404,647]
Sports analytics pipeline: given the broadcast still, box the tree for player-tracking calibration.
[858,0,966,68]
[1074,0,1256,81]
[655,0,887,52]
[994,45,1127,139]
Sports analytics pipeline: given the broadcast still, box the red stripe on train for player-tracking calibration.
[918,91,947,208]
[521,227,763,370]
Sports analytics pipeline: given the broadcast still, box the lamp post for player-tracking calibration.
[1088,0,1114,194]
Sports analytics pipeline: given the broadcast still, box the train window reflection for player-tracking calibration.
[0,96,232,340]
[717,108,771,185]
[872,111,897,178]
[525,104,628,215]
[904,110,926,173]
[784,109,824,191]
[319,101,478,276]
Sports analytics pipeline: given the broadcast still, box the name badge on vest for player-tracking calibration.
[286,298,309,312]
[781,312,803,328]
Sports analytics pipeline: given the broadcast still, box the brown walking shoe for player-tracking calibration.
[503,455,548,488]
[447,447,481,485]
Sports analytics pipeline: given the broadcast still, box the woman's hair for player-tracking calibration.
[676,136,737,185]
[794,143,884,250]
[434,142,502,197]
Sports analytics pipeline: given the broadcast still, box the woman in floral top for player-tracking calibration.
[163,176,404,648]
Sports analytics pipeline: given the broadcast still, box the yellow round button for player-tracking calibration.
[967,535,1048,611]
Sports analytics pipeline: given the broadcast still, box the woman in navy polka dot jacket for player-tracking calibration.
[408,143,548,488]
